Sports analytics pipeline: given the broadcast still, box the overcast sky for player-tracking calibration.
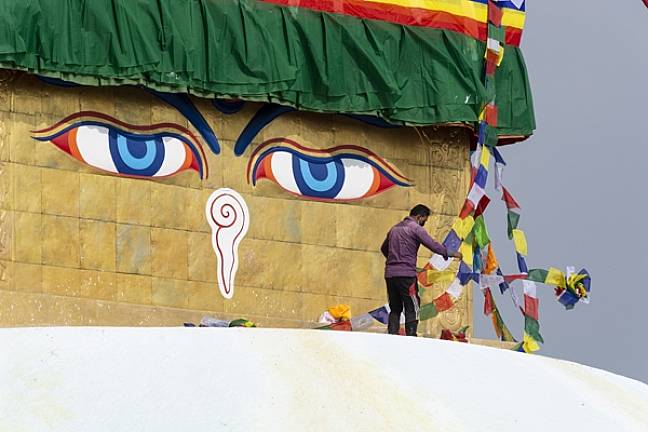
[471,2,648,383]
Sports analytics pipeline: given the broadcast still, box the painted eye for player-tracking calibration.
[247,138,410,201]
[32,112,207,179]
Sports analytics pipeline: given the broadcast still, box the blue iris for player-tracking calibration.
[109,130,165,176]
[292,155,345,199]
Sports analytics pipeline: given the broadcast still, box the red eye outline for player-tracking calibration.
[246,137,412,202]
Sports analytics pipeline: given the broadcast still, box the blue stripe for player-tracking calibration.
[469,0,525,12]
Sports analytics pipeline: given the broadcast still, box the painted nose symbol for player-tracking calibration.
[205,188,250,299]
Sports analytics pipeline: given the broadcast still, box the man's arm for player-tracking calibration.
[416,226,450,259]
[380,234,389,258]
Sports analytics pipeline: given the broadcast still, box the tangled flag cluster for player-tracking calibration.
[320,1,591,353]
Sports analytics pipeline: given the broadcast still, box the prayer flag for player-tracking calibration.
[452,216,475,239]
[484,104,498,127]
[474,165,488,188]
[429,254,452,271]
[488,0,504,26]
[419,302,438,321]
[512,229,528,256]
[502,187,521,209]
[460,241,474,266]
[443,230,461,252]
[524,294,539,320]
[483,288,495,315]
[447,278,463,299]
[497,268,509,293]
[433,292,455,312]
[546,267,566,288]
[480,144,491,167]
[522,280,537,297]
[524,315,544,343]
[507,210,520,239]
[459,199,475,219]
[516,253,528,273]
[492,147,506,165]
[527,269,548,282]
[369,306,389,325]
[484,244,498,274]
[474,195,491,218]
[351,313,374,331]
[467,184,486,206]
[522,333,541,353]
[473,215,490,248]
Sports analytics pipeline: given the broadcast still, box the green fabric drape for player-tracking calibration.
[0,0,535,135]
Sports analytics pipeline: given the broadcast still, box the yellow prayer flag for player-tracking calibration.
[546,267,566,289]
[480,145,491,168]
[512,229,528,256]
[460,241,473,266]
[425,270,456,284]
[478,107,486,122]
[523,333,540,353]
[327,304,351,321]
[452,216,475,239]
[497,46,505,66]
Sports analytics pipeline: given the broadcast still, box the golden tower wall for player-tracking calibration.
[0,72,472,336]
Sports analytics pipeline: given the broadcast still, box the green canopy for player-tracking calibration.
[0,0,535,136]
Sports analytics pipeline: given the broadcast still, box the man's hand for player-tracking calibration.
[451,251,463,260]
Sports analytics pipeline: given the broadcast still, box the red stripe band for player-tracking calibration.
[260,0,521,46]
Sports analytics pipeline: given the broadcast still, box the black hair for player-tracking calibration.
[409,204,431,218]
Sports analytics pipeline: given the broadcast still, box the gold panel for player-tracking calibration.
[0,73,472,337]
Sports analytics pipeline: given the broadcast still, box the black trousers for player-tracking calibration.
[385,276,420,336]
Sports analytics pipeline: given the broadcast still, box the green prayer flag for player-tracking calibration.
[419,303,438,321]
[488,23,505,43]
[473,215,490,248]
[524,316,544,343]
[485,125,499,147]
[527,269,549,283]
[507,211,520,239]
[494,310,517,342]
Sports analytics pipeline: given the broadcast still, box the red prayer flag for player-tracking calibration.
[474,195,491,217]
[433,292,455,312]
[484,104,498,127]
[483,287,494,315]
[501,187,521,209]
[488,0,503,26]
[524,294,539,321]
[503,273,527,283]
[485,59,497,76]
[459,199,475,219]
[330,321,352,331]
[644,0,648,8]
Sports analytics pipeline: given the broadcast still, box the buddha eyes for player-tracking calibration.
[247,138,411,201]
[32,112,409,202]
[32,112,207,179]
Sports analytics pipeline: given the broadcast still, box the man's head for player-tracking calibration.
[409,204,431,226]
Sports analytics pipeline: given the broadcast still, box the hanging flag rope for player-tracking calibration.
[314,2,591,352]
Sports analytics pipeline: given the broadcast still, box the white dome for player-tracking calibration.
[1,327,647,431]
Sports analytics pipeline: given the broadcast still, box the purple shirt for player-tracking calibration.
[381,217,448,278]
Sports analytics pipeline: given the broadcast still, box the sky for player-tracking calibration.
[472,2,648,383]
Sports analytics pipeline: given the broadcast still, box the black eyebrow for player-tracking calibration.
[233,104,398,156]
[37,76,221,155]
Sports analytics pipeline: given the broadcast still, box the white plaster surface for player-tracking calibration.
[1,327,647,431]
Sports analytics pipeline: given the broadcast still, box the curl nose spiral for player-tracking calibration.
[205,188,250,299]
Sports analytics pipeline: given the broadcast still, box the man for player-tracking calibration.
[381,204,462,336]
